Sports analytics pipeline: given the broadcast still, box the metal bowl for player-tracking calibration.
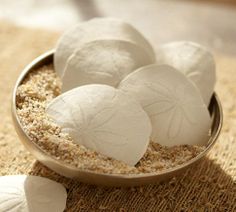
[12,50,223,187]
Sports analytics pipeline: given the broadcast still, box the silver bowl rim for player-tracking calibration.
[12,49,223,179]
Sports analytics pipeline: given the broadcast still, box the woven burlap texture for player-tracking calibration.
[0,21,235,212]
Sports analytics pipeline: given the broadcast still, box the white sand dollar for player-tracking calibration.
[0,175,67,212]
[61,39,154,92]
[156,41,216,105]
[46,84,152,166]
[118,64,211,147]
[54,17,155,77]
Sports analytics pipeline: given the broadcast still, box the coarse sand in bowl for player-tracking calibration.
[16,64,205,174]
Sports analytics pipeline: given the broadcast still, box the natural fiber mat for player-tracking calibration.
[0,21,235,211]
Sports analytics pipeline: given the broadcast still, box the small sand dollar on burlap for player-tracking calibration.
[61,40,154,92]
[46,84,152,166]
[54,17,155,77]
[0,175,67,212]
[118,64,211,147]
[155,41,216,106]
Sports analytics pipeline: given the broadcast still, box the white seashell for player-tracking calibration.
[118,64,211,147]
[61,39,154,92]
[54,17,155,77]
[0,175,67,212]
[46,84,152,166]
[155,41,216,106]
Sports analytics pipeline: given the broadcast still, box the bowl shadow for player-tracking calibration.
[29,157,235,211]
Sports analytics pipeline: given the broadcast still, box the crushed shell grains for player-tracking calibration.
[16,65,205,174]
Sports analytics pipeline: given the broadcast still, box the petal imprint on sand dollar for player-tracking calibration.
[118,64,211,147]
[46,84,152,166]
[155,41,216,105]
[62,40,154,92]
[0,175,67,212]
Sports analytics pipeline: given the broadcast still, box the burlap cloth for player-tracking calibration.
[0,21,235,211]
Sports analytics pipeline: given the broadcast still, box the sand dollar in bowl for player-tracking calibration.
[12,50,222,187]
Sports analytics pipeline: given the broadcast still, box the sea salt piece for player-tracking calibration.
[155,41,216,105]
[54,17,155,77]
[118,64,211,147]
[0,175,67,212]
[61,39,154,92]
[46,84,152,166]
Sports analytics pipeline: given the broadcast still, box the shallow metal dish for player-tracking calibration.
[12,50,223,187]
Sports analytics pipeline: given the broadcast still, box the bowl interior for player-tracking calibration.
[11,50,223,186]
